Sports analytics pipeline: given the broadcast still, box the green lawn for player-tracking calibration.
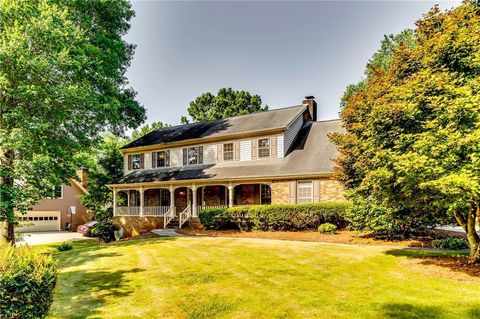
[46,237,480,319]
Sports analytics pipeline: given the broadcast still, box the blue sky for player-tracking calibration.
[124,1,460,126]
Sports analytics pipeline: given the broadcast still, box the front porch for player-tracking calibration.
[113,183,272,229]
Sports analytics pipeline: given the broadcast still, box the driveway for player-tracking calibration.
[17,231,92,246]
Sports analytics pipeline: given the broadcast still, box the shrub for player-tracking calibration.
[90,221,119,243]
[198,208,227,229]
[200,202,351,231]
[56,242,73,252]
[0,241,57,319]
[432,237,469,250]
[345,198,442,239]
[318,223,337,234]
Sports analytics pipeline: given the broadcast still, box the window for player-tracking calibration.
[46,185,62,199]
[53,185,62,199]
[261,184,271,204]
[297,181,313,204]
[154,150,169,168]
[223,143,234,161]
[132,154,141,170]
[258,138,270,158]
[160,189,170,206]
[188,147,198,165]
[183,146,203,166]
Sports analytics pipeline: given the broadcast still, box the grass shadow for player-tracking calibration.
[380,302,480,319]
[384,248,480,278]
[51,267,144,318]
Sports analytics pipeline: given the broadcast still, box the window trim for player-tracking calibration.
[257,137,271,158]
[223,143,234,161]
[296,180,313,204]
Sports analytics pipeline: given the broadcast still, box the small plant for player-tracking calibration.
[90,221,119,243]
[56,242,73,252]
[0,241,57,319]
[318,223,337,234]
[432,237,469,250]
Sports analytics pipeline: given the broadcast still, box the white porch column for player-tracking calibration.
[228,184,234,208]
[169,185,175,212]
[139,187,144,217]
[113,188,117,217]
[192,185,198,217]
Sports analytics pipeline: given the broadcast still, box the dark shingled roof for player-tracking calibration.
[115,119,342,184]
[121,105,306,149]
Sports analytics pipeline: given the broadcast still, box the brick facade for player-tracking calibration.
[271,180,290,204]
[113,216,164,237]
[271,178,344,204]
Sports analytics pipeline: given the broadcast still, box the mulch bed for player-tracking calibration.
[177,228,433,247]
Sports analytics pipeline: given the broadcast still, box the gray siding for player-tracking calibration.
[284,113,304,155]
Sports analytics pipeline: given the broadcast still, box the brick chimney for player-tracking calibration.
[76,167,88,188]
[302,96,317,122]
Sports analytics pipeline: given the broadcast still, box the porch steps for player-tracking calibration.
[166,219,179,229]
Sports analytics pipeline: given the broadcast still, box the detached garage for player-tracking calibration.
[17,211,61,232]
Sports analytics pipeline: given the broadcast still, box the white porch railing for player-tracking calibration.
[164,207,175,229]
[197,205,228,212]
[179,206,192,229]
[116,206,140,216]
[143,206,171,216]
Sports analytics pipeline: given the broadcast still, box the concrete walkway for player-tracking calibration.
[151,229,185,237]
[17,231,92,246]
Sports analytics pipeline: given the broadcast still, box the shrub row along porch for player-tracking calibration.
[113,182,272,227]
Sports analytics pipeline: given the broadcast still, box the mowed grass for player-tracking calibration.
[46,237,480,319]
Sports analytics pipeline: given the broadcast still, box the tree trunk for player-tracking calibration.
[466,207,480,264]
[455,206,480,264]
[0,149,15,244]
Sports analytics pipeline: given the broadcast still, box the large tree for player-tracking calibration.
[0,0,145,243]
[79,133,126,220]
[331,2,480,263]
[181,88,268,123]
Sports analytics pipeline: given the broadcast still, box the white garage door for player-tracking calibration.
[17,211,61,232]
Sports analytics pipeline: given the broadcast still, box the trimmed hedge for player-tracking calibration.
[432,237,469,250]
[0,241,57,319]
[199,202,351,231]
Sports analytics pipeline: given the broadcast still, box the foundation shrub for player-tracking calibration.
[199,202,351,231]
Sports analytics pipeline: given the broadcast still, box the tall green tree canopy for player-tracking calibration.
[0,0,145,242]
[331,2,480,263]
[181,88,268,123]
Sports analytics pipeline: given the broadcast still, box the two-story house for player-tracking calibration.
[109,96,344,235]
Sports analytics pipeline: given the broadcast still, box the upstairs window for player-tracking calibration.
[297,180,313,204]
[258,138,271,158]
[128,153,144,170]
[183,146,203,166]
[50,185,62,199]
[188,147,198,165]
[152,150,170,168]
[223,143,234,161]
[132,154,141,169]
